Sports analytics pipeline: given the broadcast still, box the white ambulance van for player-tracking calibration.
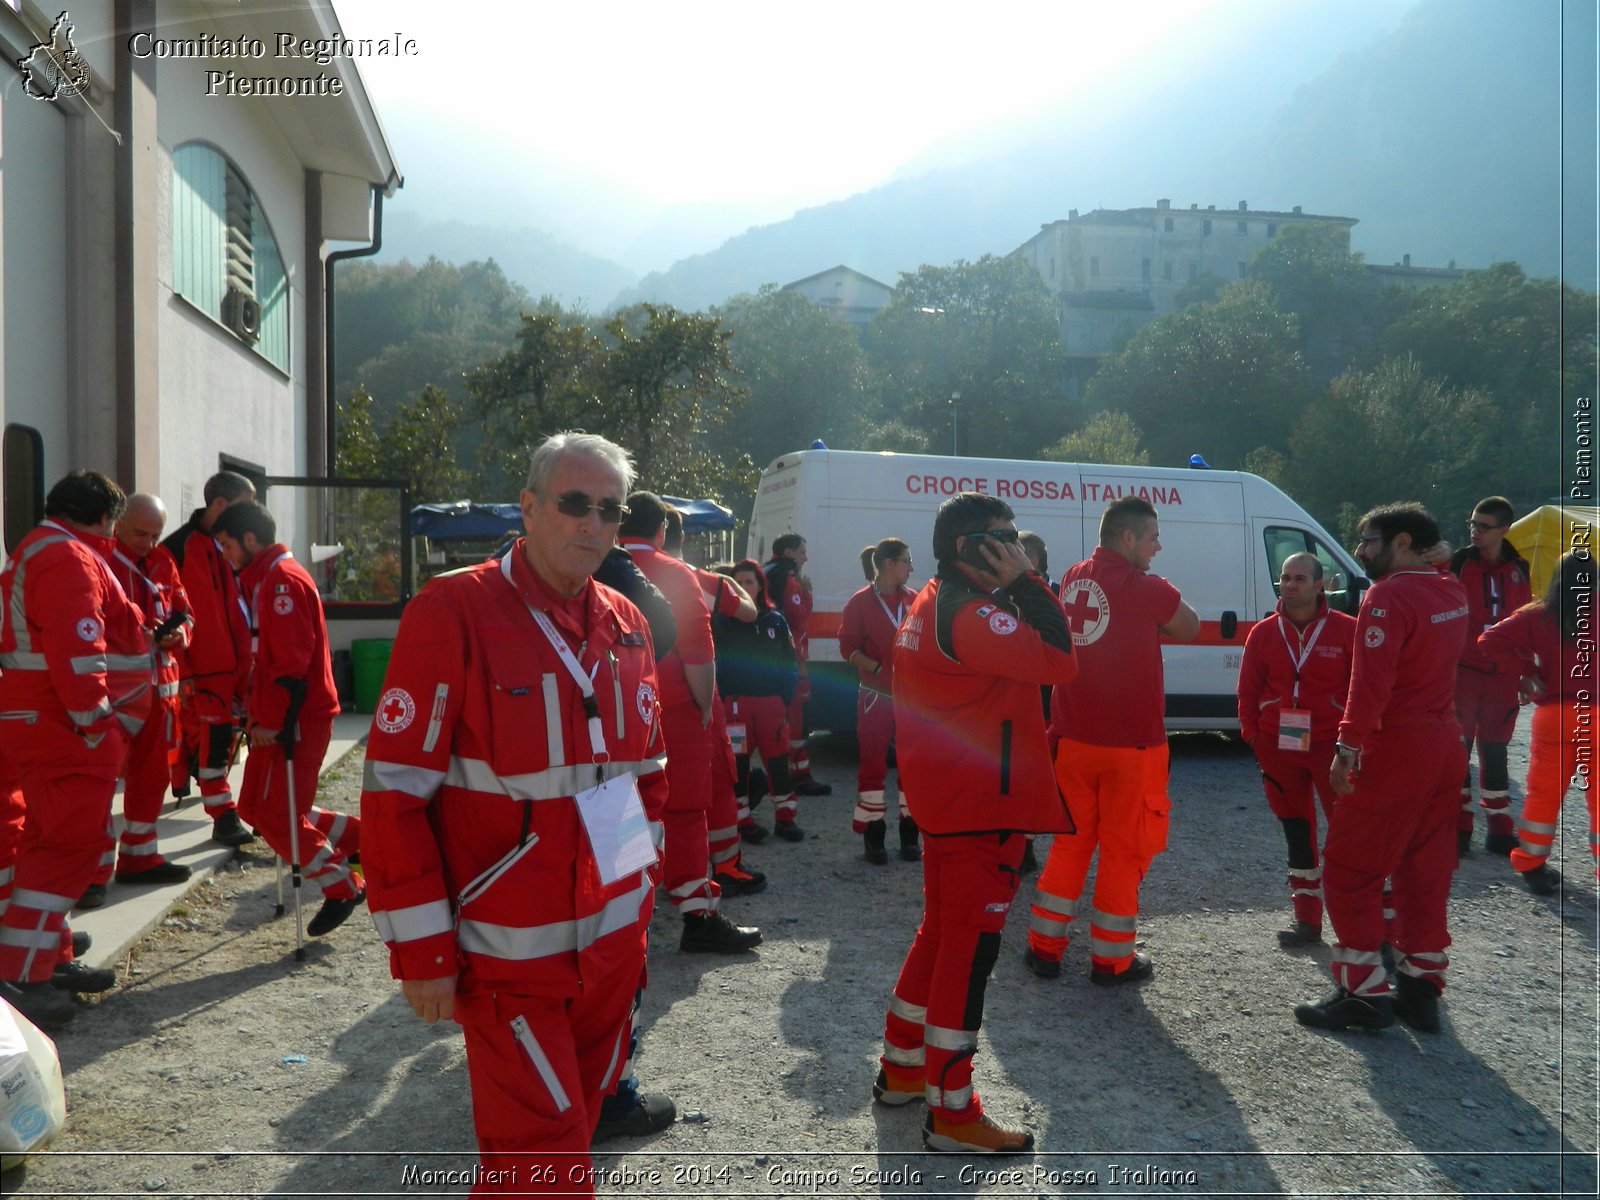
[745,448,1368,734]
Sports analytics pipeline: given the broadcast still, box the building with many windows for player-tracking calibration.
[1,0,400,565]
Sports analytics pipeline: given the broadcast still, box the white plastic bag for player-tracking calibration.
[0,995,67,1171]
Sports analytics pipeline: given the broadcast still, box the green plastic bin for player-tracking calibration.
[350,638,394,714]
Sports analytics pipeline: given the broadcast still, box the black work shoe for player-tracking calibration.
[739,822,769,844]
[712,864,768,896]
[2,979,76,1029]
[211,809,255,848]
[1484,831,1517,856]
[1457,829,1472,856]
[1277,921,1323,948]
[593,1091,676,1142]
[1294,988,1395,1031]
[1022,948,1061,979]
[1090,950,1154,987]
[773,820,805,842]
[863,820,889,865]
[1019,840,1039,875]
[306,887,366,937]
[680,911,762,953]
[51,959,116,993]
[71,930,91,957]
[1393,974,1442,1033]
[1519,864,1562,896]
[898,816,921,862]
[115,860,193,886]
[793,777,832,796]
[76,883,107,910]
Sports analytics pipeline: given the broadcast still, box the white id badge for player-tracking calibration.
[727,722,748,755]
[576,773,655,886]
[1277,709,1313,753]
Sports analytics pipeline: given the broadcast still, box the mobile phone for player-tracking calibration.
[151,611,187,642]
[958,531,1003,569]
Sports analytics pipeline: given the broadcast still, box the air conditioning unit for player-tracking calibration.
[222,286,261,345]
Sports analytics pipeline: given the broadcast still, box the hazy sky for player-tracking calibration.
[340,0,1379,212]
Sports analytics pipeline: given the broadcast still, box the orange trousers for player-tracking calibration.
[1511,701,1600,877]
[1028,738,1170,974]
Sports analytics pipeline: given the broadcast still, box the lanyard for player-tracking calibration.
[1277,612,1327,707]
[112,547,165,619]
[874,588,905,630]
[501,554,607,762]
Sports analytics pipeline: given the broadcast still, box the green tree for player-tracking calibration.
[1041,411,1149,465]
[1084,281,1313,469]
[1288,356,1496,538]
[1247,223,1371,382]
[335,385,469,503]
[867,255,1066,460]
[714,285,872,468]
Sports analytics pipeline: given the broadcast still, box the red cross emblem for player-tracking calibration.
[1060,579,1111,646]
[375,687,416,734]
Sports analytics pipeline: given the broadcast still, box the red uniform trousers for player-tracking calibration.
[852,687,906,832]
[454,969,638,1197]
[881,832,1023,1120]
[1029,739,1170,974]
[1511,702,1600,878]
[659,699,719,914]
[1254,738,1337,929]
[723,694,796,827]
[90,696,183,881]
[1322,715,1464,998]
[1455,666,1520,838]
[705,702,745,874]
[237,718,361,901]
[181,689,242,819]
[785,677,813,780]
[0,731,126,982]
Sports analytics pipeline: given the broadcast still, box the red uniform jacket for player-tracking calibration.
[1450,542,1532,674]
[109,542,191,706]
[1478,601,1596,705]
[765,558,812,663]
[1338,568,1470,749]
[179,525,250,715]
[1236,596,1356,745]
[892,569,1077,836]
[621,542,714,711]
[237,545,338,732]
[839,583,916,695]
[361,544,666,996]
[0,521,151,774]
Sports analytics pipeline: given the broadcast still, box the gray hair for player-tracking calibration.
[525,431,635,496]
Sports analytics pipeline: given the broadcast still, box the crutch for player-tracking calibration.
[275,676,309,961]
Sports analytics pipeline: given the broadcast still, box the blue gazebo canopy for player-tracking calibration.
[411,496,734,542]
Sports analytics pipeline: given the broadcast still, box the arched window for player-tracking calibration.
[172,142,289,373]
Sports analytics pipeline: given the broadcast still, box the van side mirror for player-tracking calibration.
[1221,610,1238,639]
[1329,572,1345,591]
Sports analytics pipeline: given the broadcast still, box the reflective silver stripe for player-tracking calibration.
[0,925,60,950]
[116,710,146,736]
[10,887,73,914]
[923,1024,977,1053]
[1090,936,1134,959]
[645,752,668,774]
[1516,840,1551,860]
[542,673,563,765]
[1092,908,1138,933]
[321,811,350,847]
[8,533,74,661]
[668,876,709,899]
[70,654,107,674]
[1519,819,1558,836]
[676,894,713,914]
[511,1015,572,1113]
[612,666,624,741]
[0,712,39,725]
[0,652,46,670]
[118,842,160,858]
[0,866,11,887]
[649,820,665,851]
[69,698,114,727]
[106,654,154,673]
[882,1042,924,1068]
[1287,866,1321,881]
[708,822,738,842]
[1400,950,1447,971]
[1031,890,1077,920]
[371,899,455,945]
[122,820,158,836]
[457,877,649,961]
[442,755,653,802]
[889,994,927,1025]
[928,1083,973,1111]
[710,842,739,865]
[1031,915,1072,937]
[363,758,447,799]
[157,681,181,698]
[422,683,449,755]
[1331,946,1384,967]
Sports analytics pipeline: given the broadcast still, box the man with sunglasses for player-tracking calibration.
[1027,495,1199,986]
[362,433,671,1194]
[1294,503,1468,1034]
[1447,496,1532,856]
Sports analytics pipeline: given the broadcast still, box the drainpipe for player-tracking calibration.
[323,178,394,477]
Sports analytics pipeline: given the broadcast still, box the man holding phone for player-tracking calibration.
[1026,495,1200,985]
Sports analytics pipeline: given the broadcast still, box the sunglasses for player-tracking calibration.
[545,491,629,524]
[1468,520,1502,533]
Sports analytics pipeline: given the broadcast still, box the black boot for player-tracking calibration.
[1294,988,1395,1031]
[863,820,888,865]
[1393,973,1442,1033]
[898,816,921,862]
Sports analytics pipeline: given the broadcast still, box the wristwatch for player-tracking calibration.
[1335,742,1362,767]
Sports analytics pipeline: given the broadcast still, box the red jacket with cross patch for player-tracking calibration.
[1236,596,1356,746]
[891,569,1076,836]
[237,545,338,732]
[1449,542,1532,674]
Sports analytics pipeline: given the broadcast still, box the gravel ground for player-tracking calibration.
[4,727,1597,1199]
